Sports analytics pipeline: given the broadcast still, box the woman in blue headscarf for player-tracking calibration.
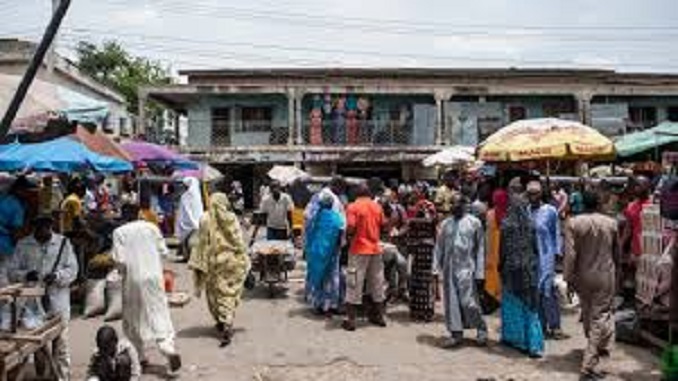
[304,191,344,315]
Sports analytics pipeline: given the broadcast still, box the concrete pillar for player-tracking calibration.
[434,90,452,145]
[295,92,303,145]
[287,89,296,146]
[173,112,180,145]
[435,97,444,145]
[576,92,593,125]
[137,91,147,138]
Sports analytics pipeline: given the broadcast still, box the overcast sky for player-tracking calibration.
[2,0,678,75]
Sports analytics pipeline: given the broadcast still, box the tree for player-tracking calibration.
[75,41,171,116]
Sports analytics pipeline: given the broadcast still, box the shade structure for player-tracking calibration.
[69,126,132,162]
[0,73,109,132]
[0,137,133,173]
[121,141,198,170]
[614,121,678,157]
[267,165,309,185]
[422,146,475,167]
[173,163,224,182]
[478,118,615,162]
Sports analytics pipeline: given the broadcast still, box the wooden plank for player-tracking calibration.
[0,334,44,344]
[640,329,668,350]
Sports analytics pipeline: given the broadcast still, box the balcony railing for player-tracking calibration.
[209,120,289,147]
[191,119,435,148]
[300,120,430,146]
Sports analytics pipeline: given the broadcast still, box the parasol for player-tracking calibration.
[267,165,309,185]
[121,141,198,170]
[0,137,132,173]
[173,163,224,182]
[422,146,476,167]
[478,118,615,162]
[0,73,109,132]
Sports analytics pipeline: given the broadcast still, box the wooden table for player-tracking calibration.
[0,285,65,381]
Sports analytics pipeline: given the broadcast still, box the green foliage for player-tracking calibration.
[75,40,171,114]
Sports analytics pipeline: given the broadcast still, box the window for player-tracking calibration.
[628,106,657,130]
[239,107,272,133]
[668,107,678,122]
[211,108,231,146]
[508,106,526,122]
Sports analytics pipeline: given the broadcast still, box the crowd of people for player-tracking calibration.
[293,171,659,381]
[0,167,664,381]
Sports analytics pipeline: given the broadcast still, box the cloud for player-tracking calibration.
[108,4,161,28]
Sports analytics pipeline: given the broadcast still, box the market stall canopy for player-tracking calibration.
[267,165,309,185]
[422,146,476,167]
[121,141,198,170]
[173,163,224,182]
[0,73,109,133]
[0,137,133,173]
[69,125,131,162]
[478,118,615,162]
[614,121,678,157]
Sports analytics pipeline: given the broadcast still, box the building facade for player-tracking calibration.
[0,39,130,136]
[143,68,678,201]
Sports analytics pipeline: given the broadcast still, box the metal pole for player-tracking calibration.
[0,0,72,137]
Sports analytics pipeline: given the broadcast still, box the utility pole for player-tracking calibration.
[0,0,72,137]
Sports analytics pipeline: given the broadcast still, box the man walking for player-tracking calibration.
[342,184,387,331]
[433,194,487,348]
[526,181,567,340]
[112,204,181,374]
[260,181,294,240]
[564,192,618,381]
[11,215,78,380]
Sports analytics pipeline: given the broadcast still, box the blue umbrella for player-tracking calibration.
[0,137,133,173]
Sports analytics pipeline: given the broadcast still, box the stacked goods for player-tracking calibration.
[406,219,436,322]
[641,204,663,257]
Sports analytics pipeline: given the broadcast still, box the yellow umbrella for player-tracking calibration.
[478,118,615,162]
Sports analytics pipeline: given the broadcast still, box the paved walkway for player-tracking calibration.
[67,260,660,381]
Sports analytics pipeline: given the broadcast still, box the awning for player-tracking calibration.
[0,73,109,132]
[615,121,678,157]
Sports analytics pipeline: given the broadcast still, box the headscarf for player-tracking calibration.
[492,189,509,223]
[500,190,540,309]
[304,188,346,231]
[176,177,204,241]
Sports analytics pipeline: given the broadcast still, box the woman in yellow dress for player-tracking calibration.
[485,188,508,312]
[189,192,250,347]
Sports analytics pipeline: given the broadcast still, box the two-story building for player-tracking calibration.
[142,68,678,205]
[0,38,130,136]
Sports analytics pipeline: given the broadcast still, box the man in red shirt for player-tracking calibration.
[343,183,387,331]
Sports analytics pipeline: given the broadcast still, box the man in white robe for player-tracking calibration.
[112,204,181,374]
[433,194,487,348]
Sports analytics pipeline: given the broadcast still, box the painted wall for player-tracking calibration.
[186,94,288,148]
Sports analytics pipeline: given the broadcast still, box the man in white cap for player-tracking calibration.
[526,180,567,340]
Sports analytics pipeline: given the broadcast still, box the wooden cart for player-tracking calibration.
[0,285,65,381]
[250,240,295,298]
